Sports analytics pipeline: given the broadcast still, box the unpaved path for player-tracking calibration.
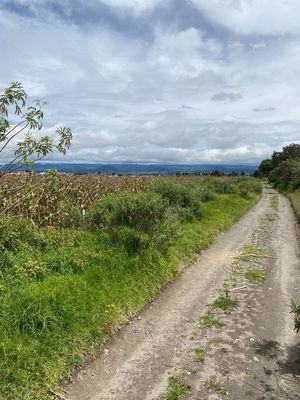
[63,188,300,400]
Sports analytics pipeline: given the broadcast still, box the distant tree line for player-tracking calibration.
[256,143,300,190]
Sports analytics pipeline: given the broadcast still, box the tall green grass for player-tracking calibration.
[289,189,300,222]
[0,177,261,400]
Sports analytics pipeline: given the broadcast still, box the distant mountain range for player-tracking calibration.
[10,162,258,175]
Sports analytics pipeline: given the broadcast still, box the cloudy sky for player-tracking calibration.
[1,0,300,164]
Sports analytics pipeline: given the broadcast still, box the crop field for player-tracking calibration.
[0,173,157,225]
[0,173,213,225]
[0,174,262,400]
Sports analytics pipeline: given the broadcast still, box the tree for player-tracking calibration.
[0,82,72,176]
[269,160,300,190]
[271,143,300,169]
[277,143,300,161]
[258,158,273,177]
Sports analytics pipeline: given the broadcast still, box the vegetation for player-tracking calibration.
[0,175,261,399]
[0,82,72,175]
[289,189,300,221]
[239,245,268,261]
[161,376,191,400]
[199,312,224,329]
[291,301,300,332]
[257,143,300,180]
[205,379,226,394]
[212,295,237,311]
[257,143,300,332]
[244,268,266,283]
[194,347,206,363]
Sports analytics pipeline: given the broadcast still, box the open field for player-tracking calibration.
[0,175,262,400]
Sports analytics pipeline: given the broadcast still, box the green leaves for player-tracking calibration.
[0,82,72,175]
[55,126,72,155]
[0,81,27,117]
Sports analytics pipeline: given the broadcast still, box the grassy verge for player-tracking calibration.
[288,188,300,222]
[0,185,261,399]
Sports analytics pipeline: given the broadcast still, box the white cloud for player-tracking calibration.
[191,0,300,35]
[0,1,300,165]
[99,0,165,13]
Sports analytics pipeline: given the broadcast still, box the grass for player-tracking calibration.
[205,379,226,394]
[161,376,191,400]
[212,295,237,311]
[242,245,268,257]
[244,268,266,283]
[264,212,277,222]
[270,196,279,210]
[194,347,206,363]
[199,312,224,329]
[0,180,261,400]
[289,188,300,222]
[239,245,268,261]
[189,330,198,340]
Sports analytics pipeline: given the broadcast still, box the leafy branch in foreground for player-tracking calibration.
[0,82,72,176]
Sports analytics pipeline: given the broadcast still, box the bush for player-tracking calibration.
[148,179,203,221]
[52,200,83,228]
[88,191,168,231]
[196,187,217,202]
[269,160,300,191]
[87,191,178,254]
[202,177,235,194]
[235,177,262,198]
[0,216,28,253]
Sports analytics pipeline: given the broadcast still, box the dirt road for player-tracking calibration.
[64,187,300,400]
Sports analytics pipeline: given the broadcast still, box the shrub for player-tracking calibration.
[110,227,151,255]
[53,199,83,228]
[87,191,168,232]
[196,187,217,202]
[269,160,300,191]
[235,177,262,198]
[203,177,235,194]
[0,215,27,253]
[148,179,203,221]
[87,191,178,254]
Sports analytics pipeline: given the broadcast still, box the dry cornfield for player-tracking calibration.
[0,172,204,225]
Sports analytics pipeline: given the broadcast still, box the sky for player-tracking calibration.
[1,0,300,165]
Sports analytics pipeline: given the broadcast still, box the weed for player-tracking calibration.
[212,295,237,311]
[244,268,266,283]
[161,376,191,400]
[242,245,268,257]
[205,379,226,394]
[270,196,279,211]
[199,312,224,329]
[189,330,198,340]
[194,347,206,363]
[265,213,277,222]
[239,245,268,261]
